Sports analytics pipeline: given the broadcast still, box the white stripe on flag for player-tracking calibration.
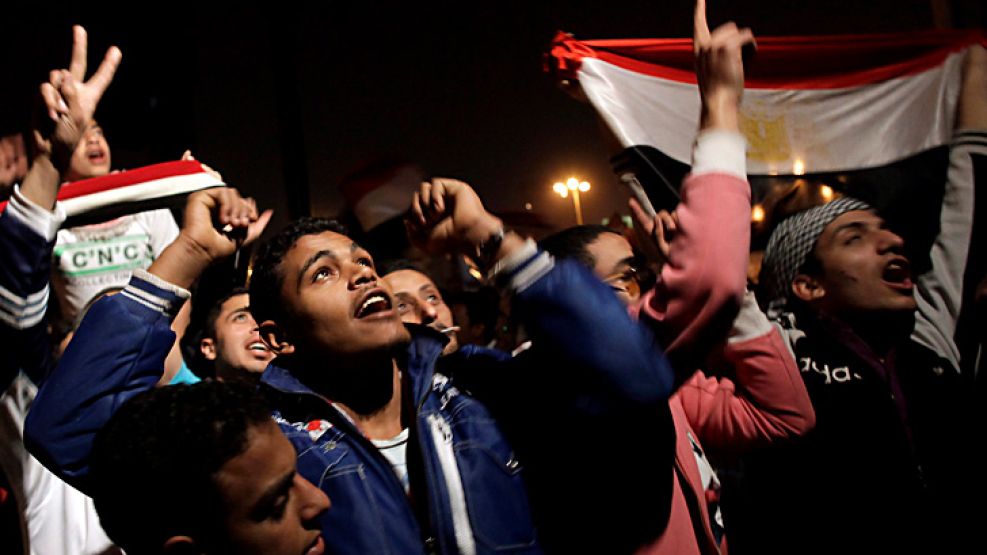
[579,50,965,175]
[61,172,223,218]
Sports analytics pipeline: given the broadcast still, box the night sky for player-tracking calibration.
[3,1,981,236]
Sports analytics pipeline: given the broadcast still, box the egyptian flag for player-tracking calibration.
[546,30,985,267]
[0,160,224,227]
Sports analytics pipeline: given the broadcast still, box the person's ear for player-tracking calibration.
[199,338,217,361]
[259,320,295,355]
[162,535,204,555]
[792,274,826,303]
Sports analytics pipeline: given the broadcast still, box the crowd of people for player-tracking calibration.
[1,2,985,554]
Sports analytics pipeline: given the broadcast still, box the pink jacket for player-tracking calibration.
[629,162,814,555]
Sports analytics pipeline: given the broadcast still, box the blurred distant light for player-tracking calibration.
[566,177,579,190]
[819,184,834,201]
[793,158,806,176]
[524,202,533,210]
[578,181,590,192]
[468,267,483,280]
[553,182,568,198]
[751,204,766,223]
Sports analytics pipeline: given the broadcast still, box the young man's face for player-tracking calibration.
[201,293,275,379]
[213,420,330,555]
[277,231,410,359]
[65,124,111,182]
[383,269,458,354]
[585,232,641,305]
[801,210,917,316]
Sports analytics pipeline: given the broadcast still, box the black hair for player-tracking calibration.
[249,217,349,327]
[181,286,250,379]
[90,381,272,554]
[538,225,621,269]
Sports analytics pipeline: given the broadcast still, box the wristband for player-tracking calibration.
[470,227,505,274]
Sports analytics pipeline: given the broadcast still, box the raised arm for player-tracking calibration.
[408,177,675,406]
[631,1,753,363]
[911,44,987,370]
[1,26,120,389]
[25,188,268,491]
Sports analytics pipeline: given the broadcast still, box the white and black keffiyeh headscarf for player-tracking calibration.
[759,197,873,316]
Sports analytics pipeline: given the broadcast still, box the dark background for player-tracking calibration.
[2,1,983,234]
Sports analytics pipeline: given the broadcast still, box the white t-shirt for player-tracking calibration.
[372,428,410,493]
[51,208,179,325]
[1,374,121,555]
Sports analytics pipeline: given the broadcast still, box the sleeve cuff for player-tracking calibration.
[7,185,67,241]
[120,269,190,320]
[691,130,747,179]
[728,291,774,344]
[488,238,555,294]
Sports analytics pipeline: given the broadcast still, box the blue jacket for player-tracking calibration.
[0,190,64,390]
[26,242,677,554]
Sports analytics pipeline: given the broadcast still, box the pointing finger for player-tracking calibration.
[694,0,710,51]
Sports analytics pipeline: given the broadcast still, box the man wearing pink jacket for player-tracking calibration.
[541,2,814,552]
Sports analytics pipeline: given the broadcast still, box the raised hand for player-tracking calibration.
[630,197,678,266]
[180,188,271,262]
[36,26,122,169]
[65,26,122,124]
[694,0,754,131]
[150,188,272,289]
[406,178,503,256]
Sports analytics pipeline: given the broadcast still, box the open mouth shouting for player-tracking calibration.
[305,534,325,555]
[86,145,108,166]
[245,339,273,360]
[354,288,395,320]
[881,256,913,292]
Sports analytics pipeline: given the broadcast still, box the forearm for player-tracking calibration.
[147,235,213,290]
[501,246,675,406]
[17,154,61,211]
[638,131,750,356]
[700,89,741,133]
[24,270,188,492]
[957,45,987,131]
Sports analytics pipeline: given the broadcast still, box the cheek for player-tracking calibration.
[229,523,291,554]
[438,306,454,324]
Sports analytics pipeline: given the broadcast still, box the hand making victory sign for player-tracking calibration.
[21,26,121,210]
[37,26,122,172]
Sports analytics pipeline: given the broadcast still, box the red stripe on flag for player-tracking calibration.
[548,29,986,90]
[0,160,211,214]
[55,160,206,200]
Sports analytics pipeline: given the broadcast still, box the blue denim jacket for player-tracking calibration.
[260,330,539,555]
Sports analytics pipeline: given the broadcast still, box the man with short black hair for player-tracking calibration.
[181,286,275,381]
[91,380,329,555]
[539,225,646,305]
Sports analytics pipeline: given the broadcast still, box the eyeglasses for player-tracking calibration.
[602,265,642,298]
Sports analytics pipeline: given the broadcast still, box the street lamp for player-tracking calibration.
[553,177,591,225]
